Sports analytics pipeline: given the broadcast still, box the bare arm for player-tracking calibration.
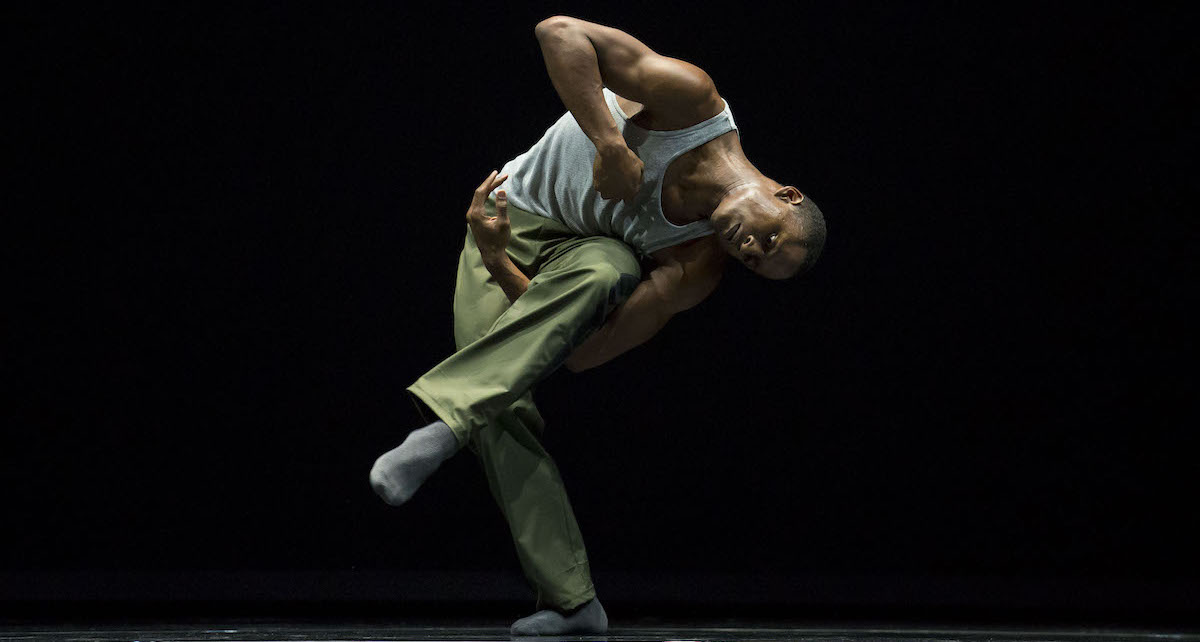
[479,243,721,369]
[534,16,718,154]
[465,176,530,303]
[534,17,623,154]
[482,252,530,303]
[565,247,724,372]
[564,272,673,372]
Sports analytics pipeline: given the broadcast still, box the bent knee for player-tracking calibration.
[580,264,640,311]
[597,240,642,281]
[582,262,621,288]
[579,261,627,290]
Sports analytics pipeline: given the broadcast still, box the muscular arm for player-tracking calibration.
[529,17,725,370]
[534,15,717,154]
[481,252,530,303]
[478,239,723,372]
[565,245,724,373]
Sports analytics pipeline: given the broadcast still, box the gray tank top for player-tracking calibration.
[489,87,739,257]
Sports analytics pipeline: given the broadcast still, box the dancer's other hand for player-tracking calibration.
[466,169,511,261]
[592,141,643,205]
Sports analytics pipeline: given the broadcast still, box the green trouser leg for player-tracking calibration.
[406,198,641,612]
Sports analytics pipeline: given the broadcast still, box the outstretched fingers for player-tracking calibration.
[471,170,508,206]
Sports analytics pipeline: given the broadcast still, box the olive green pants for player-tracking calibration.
[406,197,641,611]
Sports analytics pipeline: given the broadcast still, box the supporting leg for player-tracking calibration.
[472,392,597,613]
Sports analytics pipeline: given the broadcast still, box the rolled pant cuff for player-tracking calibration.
[536,562,596,612]
[406,382,469,448]
[552,588,598,613]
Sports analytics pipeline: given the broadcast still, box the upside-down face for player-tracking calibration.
[710,183,810,280]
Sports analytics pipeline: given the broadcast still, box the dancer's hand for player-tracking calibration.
[593,142,643,205]
[466,170,511,261]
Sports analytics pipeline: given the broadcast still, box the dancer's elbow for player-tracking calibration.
[535,16,575,40]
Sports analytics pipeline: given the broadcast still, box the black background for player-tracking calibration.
[6,0,1196,627]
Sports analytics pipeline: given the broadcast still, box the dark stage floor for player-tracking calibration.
[0,619,1194,642]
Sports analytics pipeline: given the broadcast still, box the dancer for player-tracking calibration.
[370,15,826,635]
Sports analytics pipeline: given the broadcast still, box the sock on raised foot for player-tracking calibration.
[369,420,460,506]
[510,597,608,636]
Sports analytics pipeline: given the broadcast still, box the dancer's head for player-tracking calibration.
[710,180,826,279]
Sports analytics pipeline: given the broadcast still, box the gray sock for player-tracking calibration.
[510,598,608,636]
[369,420,460,506]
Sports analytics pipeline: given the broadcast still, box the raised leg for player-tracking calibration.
[407,214,641,447]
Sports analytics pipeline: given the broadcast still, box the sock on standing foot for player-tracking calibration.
[510,597,608,636]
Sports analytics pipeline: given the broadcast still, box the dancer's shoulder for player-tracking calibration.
[648,236,725,312]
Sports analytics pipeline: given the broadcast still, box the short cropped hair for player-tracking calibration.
[790,197,826,278]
